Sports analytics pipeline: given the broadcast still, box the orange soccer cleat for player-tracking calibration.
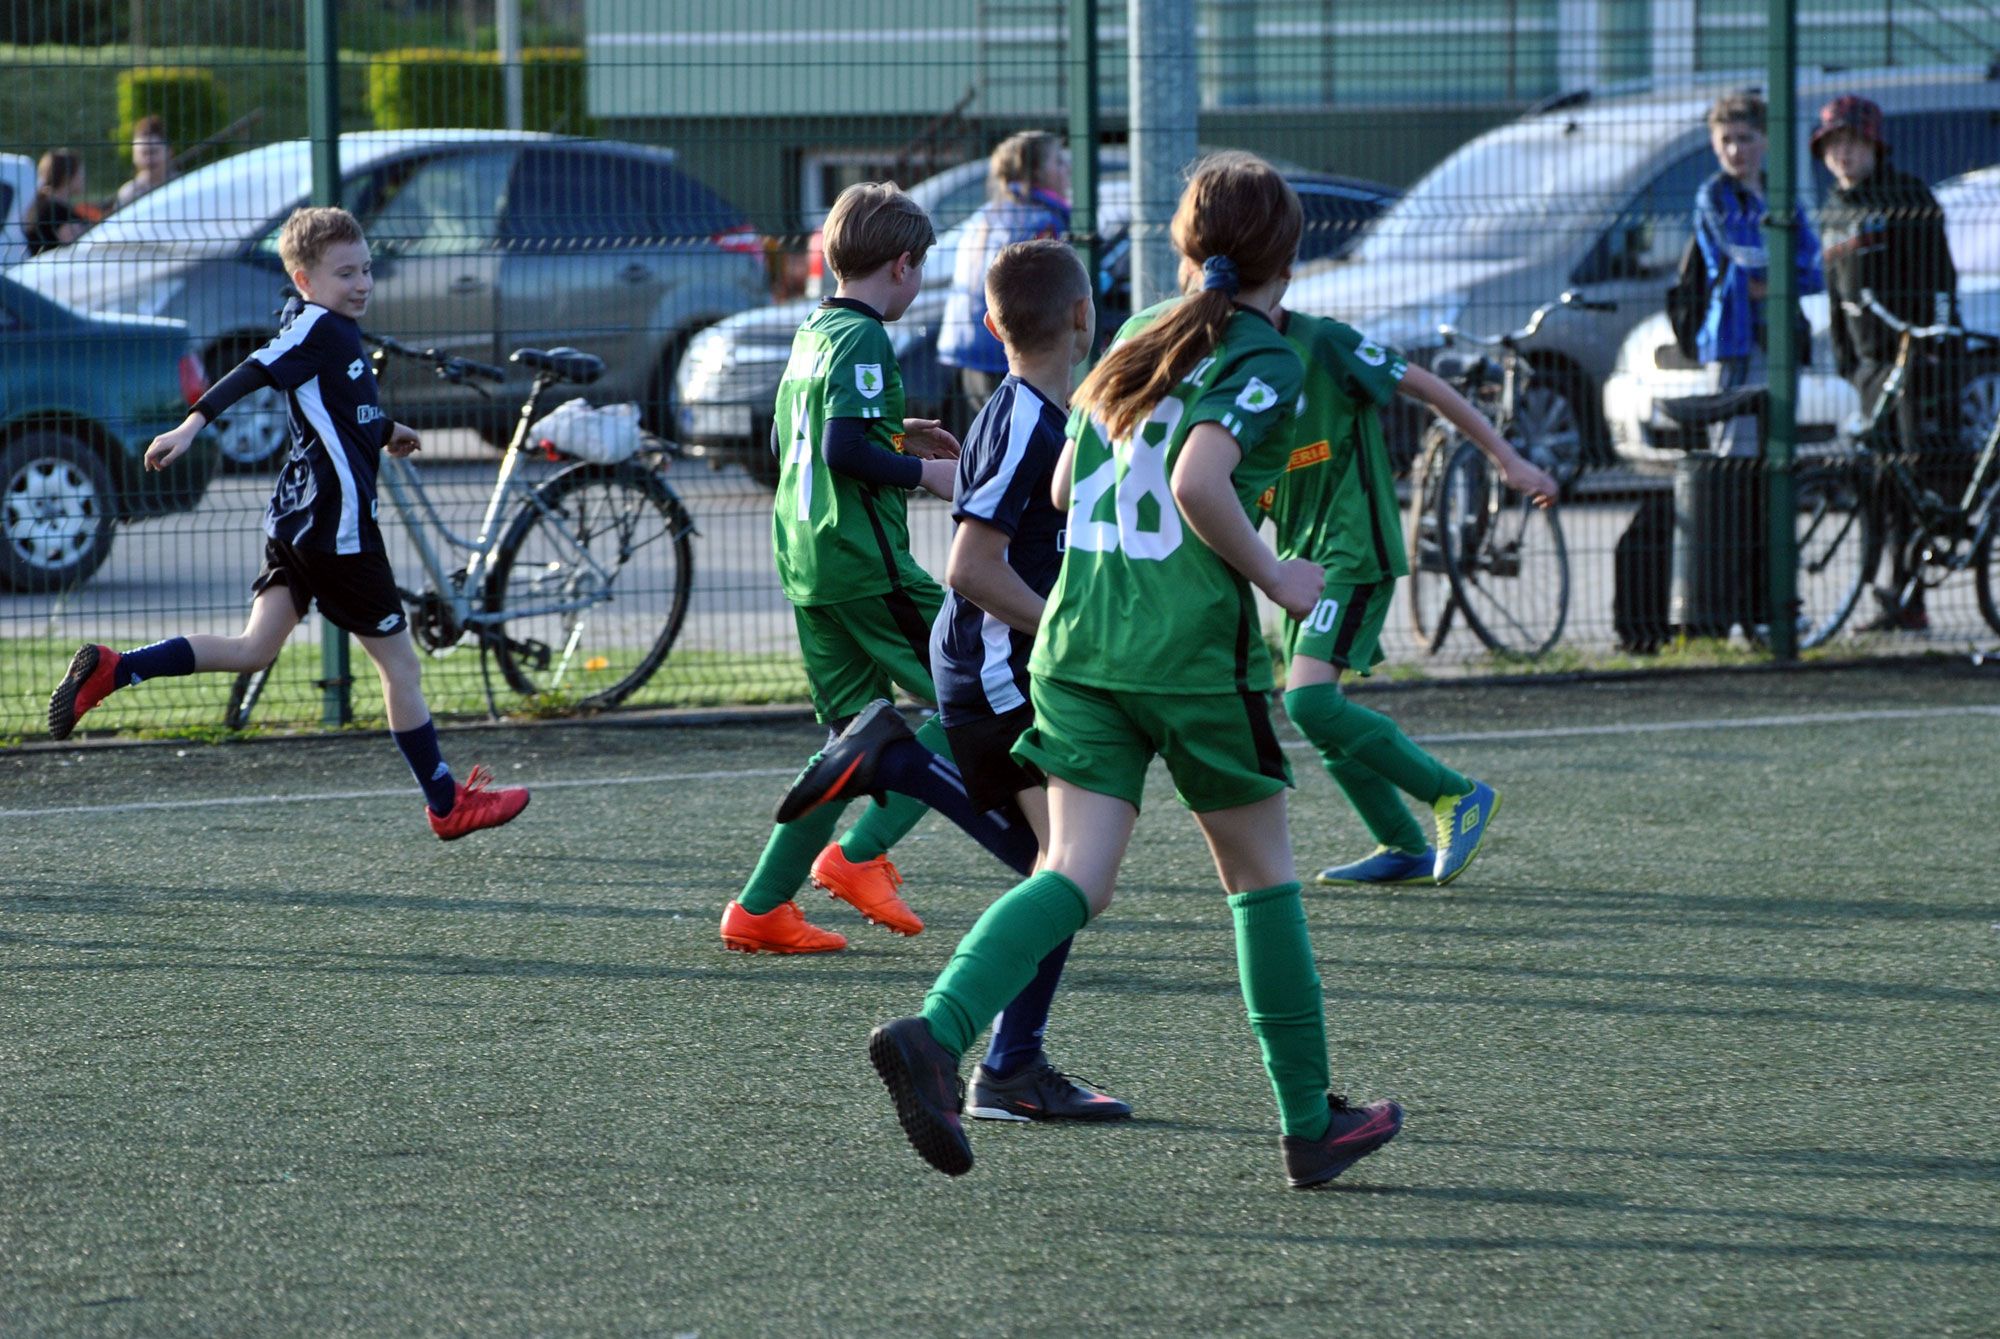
[719,899,848,954]
[810,844,921,935]
[426,763,531,841]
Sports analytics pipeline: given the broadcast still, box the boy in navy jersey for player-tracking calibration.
[778,239,1128,1121]
[48,207,529,841]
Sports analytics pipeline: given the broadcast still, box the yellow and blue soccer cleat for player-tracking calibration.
[1315,846,1437,887]
[1432,780,1499,886]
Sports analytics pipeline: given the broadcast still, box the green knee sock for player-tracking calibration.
[1324,754,1430,855]
[921,870,1092,1057]
[1229,882,1332,1140]
[837,714,955,860]
[736,799,847,915]
[1285,684,1469,806]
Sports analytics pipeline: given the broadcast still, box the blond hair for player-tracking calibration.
[823,182,934,282]
[277,205,365,276]
[988,130,1063,199]
[986,239,1089,354]
[1074,152,1300,440]
[1707,92,1766,131]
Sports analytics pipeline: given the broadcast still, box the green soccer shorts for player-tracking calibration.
[792,581,944,723]
[1011,674,1292,813]
[1283,578,1394,675]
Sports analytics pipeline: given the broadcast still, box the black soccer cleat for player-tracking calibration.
[1280,1093,1404,1189]
[967,1057,1132,1122]
[774,697,913,823]
[868,1016,973,1177]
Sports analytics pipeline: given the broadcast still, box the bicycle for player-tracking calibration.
[1654,289,2000,649]
[225,336,696,728]
[1405,292,1609,657]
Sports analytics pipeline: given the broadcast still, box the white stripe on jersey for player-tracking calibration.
[960,381,1045,522]
[977,606,1026,715]
[252,303,325,366]
[295,375,363,554]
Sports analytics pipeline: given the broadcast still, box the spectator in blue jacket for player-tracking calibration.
[938,131,1072,419]
[1693,91,1824,457]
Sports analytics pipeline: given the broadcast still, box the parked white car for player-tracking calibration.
[1604,166,2000,469]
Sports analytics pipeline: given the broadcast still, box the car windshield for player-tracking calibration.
[1354,122,1663,263]
[1938,170,2000,277]
[70,141,314,249]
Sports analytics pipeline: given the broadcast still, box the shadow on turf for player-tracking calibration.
[1424,1136,2000,1183]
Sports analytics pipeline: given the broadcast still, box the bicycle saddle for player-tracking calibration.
[1656,386,1768,429]
[510,346,606,385]
[1432,350,1497,385]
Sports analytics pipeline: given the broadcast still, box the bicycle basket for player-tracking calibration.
[529,398,643,465]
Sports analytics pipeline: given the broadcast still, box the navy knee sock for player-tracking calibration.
[982,934,1075,1078]
[392,720,458,814]
[114,637,195,688]
[871,736,1037,876]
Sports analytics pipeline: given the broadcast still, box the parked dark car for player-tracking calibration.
[674,164,1398,484]
[10,131,770,468]
[1,273,212,591]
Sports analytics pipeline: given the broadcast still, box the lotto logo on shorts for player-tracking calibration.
[377,614,402,632]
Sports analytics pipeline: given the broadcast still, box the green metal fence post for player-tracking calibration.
[306,0,352,724]
[1763,0,1800,661]
[1069,0,1101,352]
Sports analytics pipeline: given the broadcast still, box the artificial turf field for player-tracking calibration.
[3,661,1998,1337]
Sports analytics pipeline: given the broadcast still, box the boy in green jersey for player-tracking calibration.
[868,154,1403,1189]
[1267,313,1557,887]
[721,183,1040,954]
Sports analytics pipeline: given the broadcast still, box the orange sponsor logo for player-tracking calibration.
[892,432,907,453]
[1287,440,1330,471]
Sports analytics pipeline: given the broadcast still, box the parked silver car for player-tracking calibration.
[10,130,769,467]
[1287,64,2000,471]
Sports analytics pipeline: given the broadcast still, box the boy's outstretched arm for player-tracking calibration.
[945,519,1045,635]
[820,417,954,500]
[1400,365,1559,507]
[146,357,280,470]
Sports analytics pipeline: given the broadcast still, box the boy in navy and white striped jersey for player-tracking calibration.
[779,239,1129,1122]
[48,206,528,841]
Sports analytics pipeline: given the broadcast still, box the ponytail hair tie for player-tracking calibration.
[1201,254,1240,294]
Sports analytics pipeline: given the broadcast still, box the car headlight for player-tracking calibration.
[1361,295,1466,352]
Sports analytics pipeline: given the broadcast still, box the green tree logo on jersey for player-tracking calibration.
[856,364,884,399]
[1235,376,1279,413]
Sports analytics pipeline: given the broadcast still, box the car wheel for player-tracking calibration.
[1957,358,2000,454]
[207,339,291,471]
[0,430,118,593]
[642,328,702,439]
[1512,372,1588,488]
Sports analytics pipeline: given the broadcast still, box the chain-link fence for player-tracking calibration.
[3,1,1997,740]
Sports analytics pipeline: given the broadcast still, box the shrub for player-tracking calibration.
[367,47,590,133]
[115,67,229,167]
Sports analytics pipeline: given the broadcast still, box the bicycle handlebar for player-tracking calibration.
[364,332,508,385]
[1851,288,1964,343]
[1436,290,1618,351]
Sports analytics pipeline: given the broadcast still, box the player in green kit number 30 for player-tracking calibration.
[1267,312,1558,887]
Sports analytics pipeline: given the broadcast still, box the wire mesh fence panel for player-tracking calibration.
[3,1,1997,740]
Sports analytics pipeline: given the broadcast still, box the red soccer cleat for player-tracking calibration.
[719,899,848,954]
[811,844,921,935]
[48,643,121,741]
[426,763,530,841]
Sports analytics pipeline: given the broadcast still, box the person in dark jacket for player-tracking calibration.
[23,148,89,255]
[1814,94,1962,631]
[937,131,1072,421]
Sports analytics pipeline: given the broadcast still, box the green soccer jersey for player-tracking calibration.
[1261,311,1410,584]
[1030,300,1304,695]
[771,299,928,605]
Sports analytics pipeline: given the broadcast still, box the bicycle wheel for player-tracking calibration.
[224,662,274,730]
[1403,430,1456,654]
[1972,492,2000,636]
[486,462,694,707]
[1792,462,1876,650]
[1436,439,1569,657]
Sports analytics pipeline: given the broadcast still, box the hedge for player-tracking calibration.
[367,47,591,134]
[115,66,228,167]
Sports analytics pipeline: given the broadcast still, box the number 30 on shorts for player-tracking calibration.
[1306,597,1340,633]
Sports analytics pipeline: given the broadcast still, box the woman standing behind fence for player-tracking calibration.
[24,149,89,255]
[937,131,1072,421]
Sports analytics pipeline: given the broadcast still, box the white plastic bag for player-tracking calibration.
[529,398,643,465]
